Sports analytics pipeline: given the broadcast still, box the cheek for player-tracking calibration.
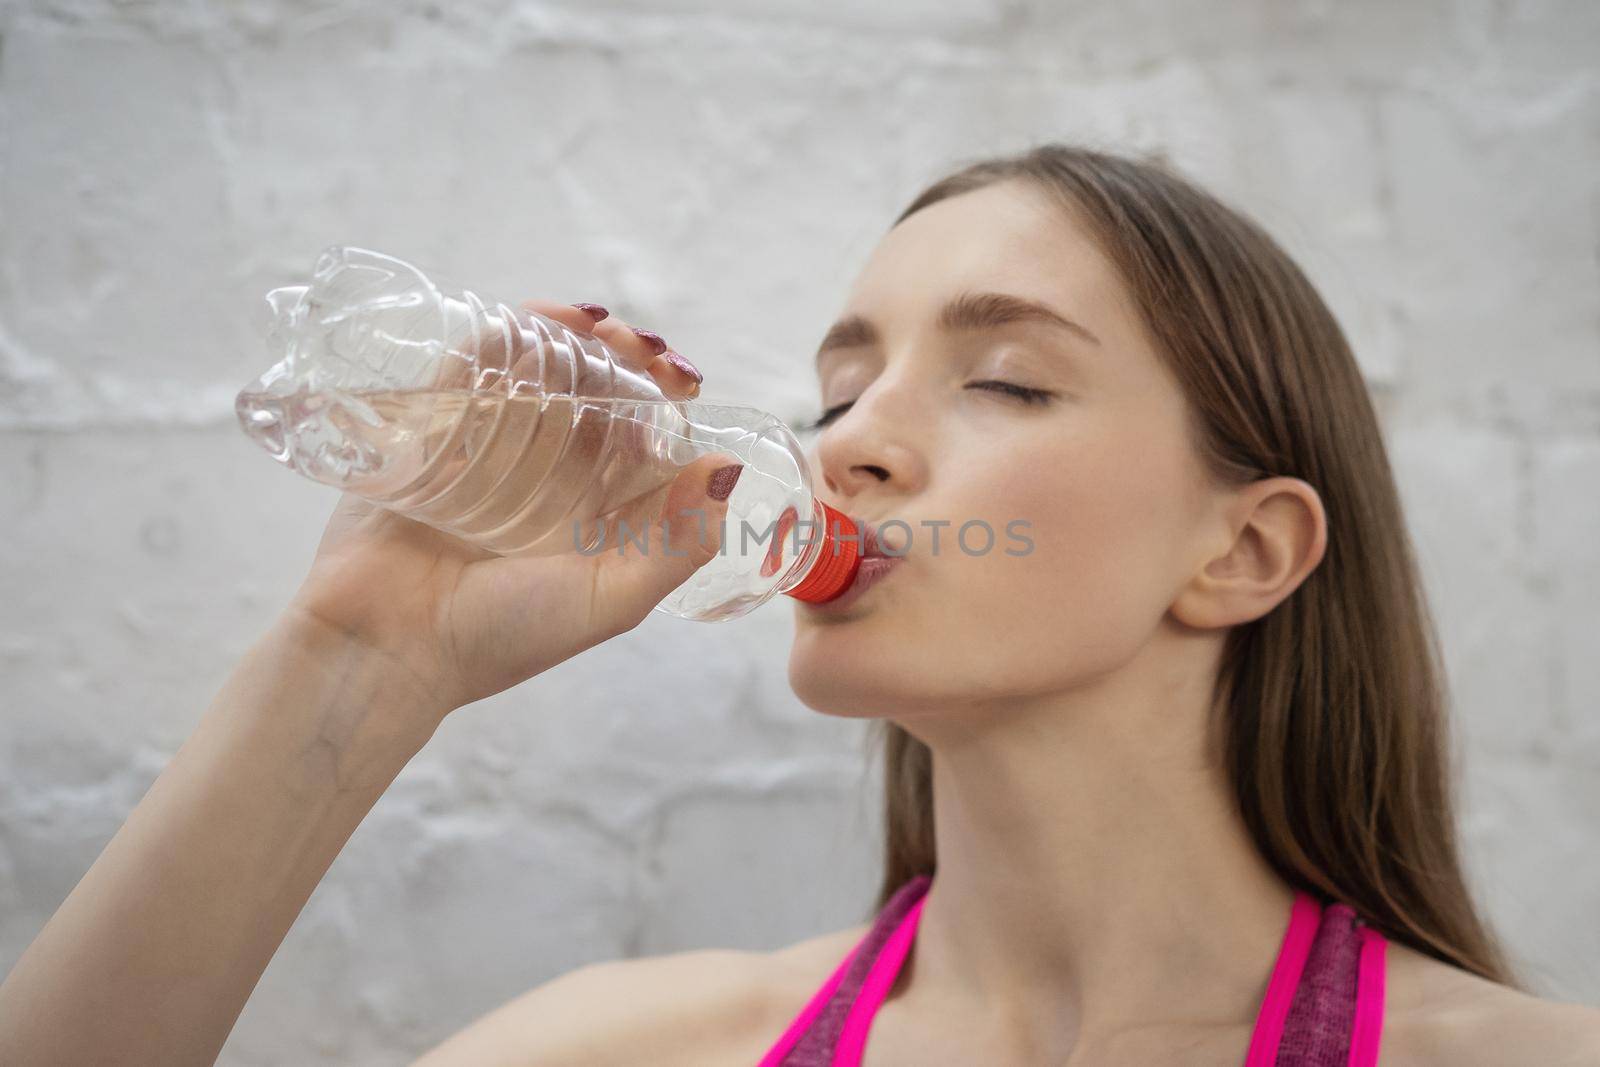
[948,424,1197,679]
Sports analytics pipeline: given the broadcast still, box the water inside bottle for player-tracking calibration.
[237,385,694,556]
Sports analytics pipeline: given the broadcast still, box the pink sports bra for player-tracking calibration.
[758,875,1387,1066]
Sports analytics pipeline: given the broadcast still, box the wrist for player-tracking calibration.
[240,610,453,764]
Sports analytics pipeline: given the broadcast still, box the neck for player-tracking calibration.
[896,625,1296,1050]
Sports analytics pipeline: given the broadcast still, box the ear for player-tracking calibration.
[1170,476,1328,630]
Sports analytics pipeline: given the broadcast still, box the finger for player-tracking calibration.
[440,298,591,395]
[649,343,703,401]
[589,453,743,629]
[518,299,605,344]
[428,299,524,394]
[600,319,703,401]
[521,299,703,401]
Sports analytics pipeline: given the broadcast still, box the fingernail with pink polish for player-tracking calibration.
[663,350,703,384]
[707,463,744,501]
[572,302,609,322]
[631,327,668,356]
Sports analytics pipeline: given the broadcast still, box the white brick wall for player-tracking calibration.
[1,1,1596,1060]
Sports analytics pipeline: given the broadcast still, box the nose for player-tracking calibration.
[810,383,930,505]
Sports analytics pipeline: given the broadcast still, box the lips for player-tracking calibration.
[800,517,907,613]
[807,554,902,612]
[860,520,899,560]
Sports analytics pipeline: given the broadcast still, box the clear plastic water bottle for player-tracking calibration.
[234,246,862,622]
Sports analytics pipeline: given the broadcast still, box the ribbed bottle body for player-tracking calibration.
[235,246,827,621]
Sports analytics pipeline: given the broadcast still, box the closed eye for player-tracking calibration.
[968,380,1054,405]
[800,380,1055,433]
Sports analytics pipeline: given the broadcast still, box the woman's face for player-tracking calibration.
[788,179,1224,720]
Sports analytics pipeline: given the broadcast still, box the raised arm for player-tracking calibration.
[0,300,731,1066]
[0,614,446,1066]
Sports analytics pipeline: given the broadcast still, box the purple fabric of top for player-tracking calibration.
[1273,901,1364,1066]
[773,875,1370,1066]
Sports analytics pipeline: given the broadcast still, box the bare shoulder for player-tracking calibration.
[1380,940,1600,1066]
[409,922,871,1067]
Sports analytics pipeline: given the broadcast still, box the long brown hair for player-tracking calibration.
[864,143,1520,988]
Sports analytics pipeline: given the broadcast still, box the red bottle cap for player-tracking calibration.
[784,502,863,603]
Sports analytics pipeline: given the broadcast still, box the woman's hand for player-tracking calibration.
[283,300,732,719]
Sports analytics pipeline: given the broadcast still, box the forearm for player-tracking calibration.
[0,616,447,1067]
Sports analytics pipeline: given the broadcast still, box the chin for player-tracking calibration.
[786,634,929,720]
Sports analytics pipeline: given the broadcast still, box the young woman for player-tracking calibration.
[2,145,1596,1066]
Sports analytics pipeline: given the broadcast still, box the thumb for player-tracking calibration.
[592,453,744,622]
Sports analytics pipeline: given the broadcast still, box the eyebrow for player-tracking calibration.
[814,290,1102,367]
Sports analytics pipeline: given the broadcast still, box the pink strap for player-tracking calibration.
[759,885,1380,1067]
[756,942,863,1067]
[1346,925,1387,1067]
[1243,891,1323,1067]
[832,892,928,1066]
